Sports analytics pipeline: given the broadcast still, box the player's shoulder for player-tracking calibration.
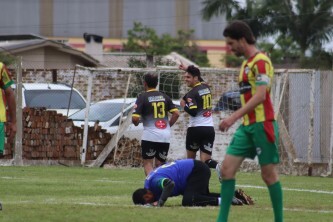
[253,52,272,63]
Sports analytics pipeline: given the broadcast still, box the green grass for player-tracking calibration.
[0,166,332,222]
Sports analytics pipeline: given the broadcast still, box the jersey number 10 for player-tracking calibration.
[202,94,212,109]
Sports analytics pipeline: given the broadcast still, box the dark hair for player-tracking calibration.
[144,73,158,88]
[186,65,204,82]
[223,20,256,44]
[132,188,148,205]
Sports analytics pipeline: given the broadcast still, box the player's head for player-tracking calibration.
[184,65,204,87]
[223,20,255,44]
[132,188,154,205]
[223,20,256,57]
[143,73,158,89]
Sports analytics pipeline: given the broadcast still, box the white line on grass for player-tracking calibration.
[237,184,333,195]
[5,201,333,214]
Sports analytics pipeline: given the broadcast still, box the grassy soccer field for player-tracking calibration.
[0,166,332,222]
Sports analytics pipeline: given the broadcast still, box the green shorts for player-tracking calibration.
[226,121,279,165]
[0,122,4,153]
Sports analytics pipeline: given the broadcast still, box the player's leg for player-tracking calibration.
[0,123,4,210]
[141,140,156,176]
[217,125,251,222]
[0,122,5,156]
[261,164,283,222]
[182,160,219,206]
[198,126,218,168]
[154,142,169,167]
[186,127,199,159]
[255,121,283,222]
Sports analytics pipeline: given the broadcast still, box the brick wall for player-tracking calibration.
[3,108,142,166]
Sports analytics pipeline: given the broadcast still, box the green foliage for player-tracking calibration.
[127,56,147,68]
[301,50,333,70]
[221,54,243,67]
[0,51,18,66]
[124,22,210,67]
[201,0,333,62]
[257,37,301,65]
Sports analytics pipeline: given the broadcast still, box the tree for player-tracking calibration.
[123,22,210,67]
[0,52,18,66]
[201,0,333,65]
[265,0,333,59]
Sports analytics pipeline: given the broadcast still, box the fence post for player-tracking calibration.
[328,76,333,176]
[307,71,315,175]
[14,57,23,166]
[81,70,93,166]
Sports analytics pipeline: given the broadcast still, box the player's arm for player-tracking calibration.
[4,86,16,141]
[183,100,198,117]
[169,109,179,127]
[230,85,267,121]
[132,95,143,126]
[157,178,175,207]
[182,93,198,117]
[167,98,179,127]
[132,115,140,126]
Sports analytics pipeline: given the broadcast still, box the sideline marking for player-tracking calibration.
[237,184,333,195]
[5,201,333,214]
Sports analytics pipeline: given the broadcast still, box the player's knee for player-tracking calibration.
[182,195,194,206]
[261,171,278,185]
[204,159,217,168]
[221,164,236,179]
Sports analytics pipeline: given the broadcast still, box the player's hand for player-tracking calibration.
[143,201,158,207]
[178,60,188,71]
[157,199,165,207]
[6,122,16,143]
[180,99,186,108]
[219,117,235,132]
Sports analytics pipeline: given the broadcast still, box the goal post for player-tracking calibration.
[71,65,332,176]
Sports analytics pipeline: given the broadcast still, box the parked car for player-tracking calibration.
[69,98,181,139]
[13,83,87,116]
[213,90,241,111]
[69,98,141,139]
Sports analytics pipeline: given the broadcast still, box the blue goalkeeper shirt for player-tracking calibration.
[144,159,195,201]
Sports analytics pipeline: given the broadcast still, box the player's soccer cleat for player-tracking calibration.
[215,163,222,183]
[0,202,2,210]
[231,197,243,205]
[234,189,254,205]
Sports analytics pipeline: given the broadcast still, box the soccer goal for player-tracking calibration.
[53,65,333,176]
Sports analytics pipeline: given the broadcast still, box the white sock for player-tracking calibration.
[218,197,221,206]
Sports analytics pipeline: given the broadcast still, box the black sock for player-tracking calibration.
[205,159,217,168]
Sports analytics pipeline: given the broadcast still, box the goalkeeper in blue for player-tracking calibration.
[132,159,253,207]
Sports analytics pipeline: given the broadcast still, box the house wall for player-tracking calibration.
[20,48,45,70]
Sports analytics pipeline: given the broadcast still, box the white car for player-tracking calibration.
[69,98,181,139]
[69,98,142,139]
[13,83,87,116]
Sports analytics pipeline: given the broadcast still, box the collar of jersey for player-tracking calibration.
[146,89,157,92]
[193,82,201,87]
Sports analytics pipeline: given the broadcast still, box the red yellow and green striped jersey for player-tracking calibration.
[0,62,14,122]
[238,52,275,126]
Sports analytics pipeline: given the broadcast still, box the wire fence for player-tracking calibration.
[2,59,333,176]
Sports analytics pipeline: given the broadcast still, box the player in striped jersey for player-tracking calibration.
[0,62,16,211]
[132,73,179,176]
[217,20,283,222]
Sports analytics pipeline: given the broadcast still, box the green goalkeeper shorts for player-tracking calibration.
[226,121,279,166]
[0,122,4,153]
